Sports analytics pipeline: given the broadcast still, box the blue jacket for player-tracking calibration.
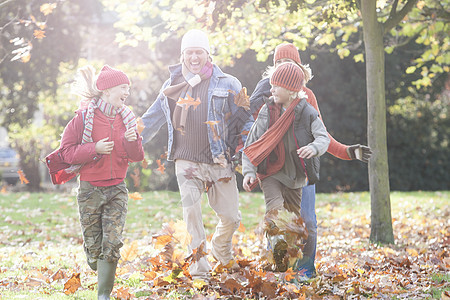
[141,63,253,165]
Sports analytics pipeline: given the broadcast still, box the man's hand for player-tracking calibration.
[124,127,137,141]
[347,144,372,163]
[95,137,114,155]
[297,145,315,159]
[243,175,256,192]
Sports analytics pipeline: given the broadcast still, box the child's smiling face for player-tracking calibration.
[104,84,130,108]
[270,85,291,107]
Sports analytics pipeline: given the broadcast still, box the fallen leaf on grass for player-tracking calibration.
[63,273,81,295]
[121,240,139,262]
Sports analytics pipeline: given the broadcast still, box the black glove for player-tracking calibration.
[347,144,372,163]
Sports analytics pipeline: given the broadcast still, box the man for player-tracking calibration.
[249,43,372,279]
[140,29,252,279]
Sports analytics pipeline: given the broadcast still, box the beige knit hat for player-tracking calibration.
[181,29,210,54]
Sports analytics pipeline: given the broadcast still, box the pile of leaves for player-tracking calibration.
[0,192,448,299]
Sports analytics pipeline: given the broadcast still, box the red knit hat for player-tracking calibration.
[273,43,301,65]
[270,63,304,92]
[96,65,130,91]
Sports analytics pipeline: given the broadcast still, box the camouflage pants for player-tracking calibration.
[77,180,128,263]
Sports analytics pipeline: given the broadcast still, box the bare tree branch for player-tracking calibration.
[384,0,418,33]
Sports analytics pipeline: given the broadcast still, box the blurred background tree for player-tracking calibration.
[0,0,447,201]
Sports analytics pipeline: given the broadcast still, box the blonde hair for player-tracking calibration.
[71,65,102,99]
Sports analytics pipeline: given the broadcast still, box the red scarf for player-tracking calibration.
[244,97,301,190]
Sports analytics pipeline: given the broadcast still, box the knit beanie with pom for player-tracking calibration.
[96,65,130,91]
[273,43,301,66]
[270,63,304,92]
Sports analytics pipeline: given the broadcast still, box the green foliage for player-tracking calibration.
[104,0,448,88]
[387,95,449,190]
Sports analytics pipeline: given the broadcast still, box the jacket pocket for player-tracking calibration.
[211,89,230,116]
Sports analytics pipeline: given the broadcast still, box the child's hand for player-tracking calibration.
[95,137,114,154]
[124,127,137,141]
[297,146,315,159]
[243,175,256,192]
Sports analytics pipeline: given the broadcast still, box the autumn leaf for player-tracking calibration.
[204,120,219,130]
[193,278,208,289]
[217,177,232,183]
[204,121,221,141]
[18,170,29,184]
[143,270,157,281]
[33,30,46,39]
[50,269,66,282]
[232,87,250,111]
[172,220,192,247]
[141,158,149,169]
[153,234,172,249]
[129,192,143,201]
[185,241,207,264]
[177,94,201,110]
[40,3,57,15]
[237,222,246,233]
[63,273,81,295]
[136,117,144,134]
[156,159,165,174]
[160,152,168,160]
[1,186,6,194]
[121,240,139,262]
[284,267,296,281]
[115,286,133,300]
[130,168,140,187]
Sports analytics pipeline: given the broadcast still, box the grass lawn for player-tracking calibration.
[0,189,448,299]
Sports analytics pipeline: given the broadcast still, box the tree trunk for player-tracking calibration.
[360,0,394,244]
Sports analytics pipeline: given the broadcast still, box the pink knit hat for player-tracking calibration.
[96,65,130,91]
[270,63,304,92]
[273,43,302,66]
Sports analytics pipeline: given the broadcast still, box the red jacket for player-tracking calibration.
[59,109,144,184]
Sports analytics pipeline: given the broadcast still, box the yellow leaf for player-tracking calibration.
[193,278,208,289]
[406,248,419,257]
[40,3,57,16]
[172,219,192,247]
[121,240,139,262]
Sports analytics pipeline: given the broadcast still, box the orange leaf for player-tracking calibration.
[50,269,66,282]
[63,273,81,295]
[156,159,165,174]
[177,94,201,110]
[237,222,246,233]
[218,177,232,183]
[121,240,139,262]
[116,286,133,300]
[141,158,149,169]
[1,186,6,194]
[143,271,157,281]
[33,29,46,39]
[18,170,29,184]
[129,192,143,201]
[284,267,296,281]
[153,234,172,249]
[136,117,144,134]
[130,168,140,187]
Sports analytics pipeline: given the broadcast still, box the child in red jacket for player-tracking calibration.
[59,65,144,299]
